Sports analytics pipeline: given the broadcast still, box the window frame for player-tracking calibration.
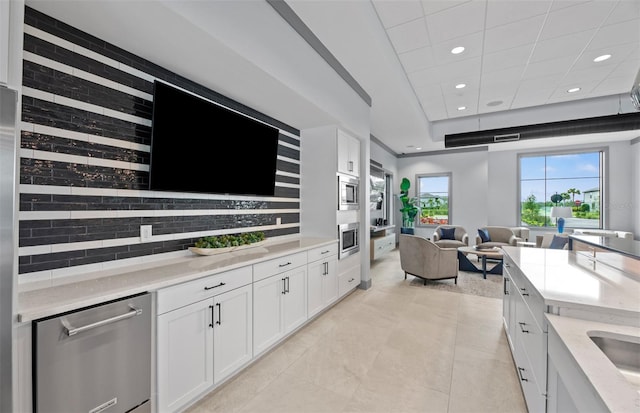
[415,172,452,227]
[517,147,607,230]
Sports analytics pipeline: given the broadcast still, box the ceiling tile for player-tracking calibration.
[386,18,430,53]
[372,0,424,29]
[591,75,636,95]
[573,42,637,71]
[604,0,640,25]
[420,0,470,16]
[482,66,525,86]
[425,1,486,44]
[482,44,534,73]
[431,31,483,65]
[539,1,615,40]
[522,56,576,79]
[484,15,545,54]
[511,87,555,108]
[485,0,551,29]
[398,46,436,73]
[547,81,600,103]
[587,19,640,51]
[529,29,596,63]
[565,64,616,85]
[407,56,481,88]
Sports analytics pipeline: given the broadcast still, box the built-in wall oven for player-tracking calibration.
[339,223,360,259]
[338,174,359,210]
[33,293,151,413]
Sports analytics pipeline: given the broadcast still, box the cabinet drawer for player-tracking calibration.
[253,251,307,282]
[515,333,546,413]
[514,292,546,389]
[307,243,338,263]
[338,267,360,297]
[157,266,252,315]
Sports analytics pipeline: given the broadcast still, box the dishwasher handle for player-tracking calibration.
[63,305,142,336]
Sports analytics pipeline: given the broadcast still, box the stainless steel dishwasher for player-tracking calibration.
[33,292,152,413]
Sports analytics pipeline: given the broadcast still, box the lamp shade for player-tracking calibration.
[550,207,572,218]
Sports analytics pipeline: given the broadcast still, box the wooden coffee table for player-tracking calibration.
[457,246,504,279]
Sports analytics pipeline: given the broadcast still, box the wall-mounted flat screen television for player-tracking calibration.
[149,81,280,196]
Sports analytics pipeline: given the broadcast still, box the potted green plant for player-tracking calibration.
[399,177,418,234]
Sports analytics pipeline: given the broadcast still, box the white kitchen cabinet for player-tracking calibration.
[253,264,308,356]
[157,299,213,413]
[370,233,395,261]
[337,252,361,298]
[156,267,253,413]
[212,284,253,384]
[307,244,339,318]
[337,129,360,177]
[502,256,547,413]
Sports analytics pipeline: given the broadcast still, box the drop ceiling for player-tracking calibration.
[288,0,640,154]
[24,0,640,156]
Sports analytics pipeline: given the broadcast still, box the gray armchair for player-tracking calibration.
[475,226,520,248]
[399,234,458,285]
[432,225,469,248]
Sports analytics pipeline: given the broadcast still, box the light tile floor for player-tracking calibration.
[186,249,527,413]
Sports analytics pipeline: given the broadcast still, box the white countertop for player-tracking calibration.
[18,237,337,323]
[502,246,640,319]
[545,314,640,412]
[503,245,640,412]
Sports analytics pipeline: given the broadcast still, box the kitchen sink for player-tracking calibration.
[588,332,640,391]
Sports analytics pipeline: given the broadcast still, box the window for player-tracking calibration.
[519,150,603,229]
[417,173,451,226]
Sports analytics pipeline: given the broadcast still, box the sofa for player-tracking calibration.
[475,226,521,248]
[432,225,469,248]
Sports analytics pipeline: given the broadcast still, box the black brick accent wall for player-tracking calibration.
[19,6,302,278]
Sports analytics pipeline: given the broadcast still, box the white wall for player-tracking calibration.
[397,139,638,243]
[398,150,489,243]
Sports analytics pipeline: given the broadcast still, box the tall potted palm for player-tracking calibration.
[399,177,418,234]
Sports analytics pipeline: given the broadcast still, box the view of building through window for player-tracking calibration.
[417,173,451,226]
[520,150,602,229]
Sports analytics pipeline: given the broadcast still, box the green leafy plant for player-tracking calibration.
[399,177,418,228]
[195,231,265,249]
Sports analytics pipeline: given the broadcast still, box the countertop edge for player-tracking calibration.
[545,314,640,412]
[17,237,338,323]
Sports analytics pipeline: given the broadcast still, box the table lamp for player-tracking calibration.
[550,207,572,233]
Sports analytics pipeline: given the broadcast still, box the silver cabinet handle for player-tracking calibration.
[278,262,292,268]
[64,305,141,336]
[321,250,330,255]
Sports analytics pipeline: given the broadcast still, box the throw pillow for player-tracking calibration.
[440,227,456,240]
[549,235,569,249]
[478,228,491,243]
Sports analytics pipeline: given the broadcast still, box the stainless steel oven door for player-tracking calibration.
[338,175,359,210]
[339,223,360,259]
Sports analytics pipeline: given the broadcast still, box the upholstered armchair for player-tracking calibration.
[475,226,519,248]
[511,227,530,242]
[399,234,458,285]
[432,225,469,248]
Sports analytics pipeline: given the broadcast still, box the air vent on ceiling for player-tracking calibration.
[493,133,520,143]
[444,112,640,148]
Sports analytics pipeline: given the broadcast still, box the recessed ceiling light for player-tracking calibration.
[567,87,581,93]
[455,83,466,89]
[487,100,503,107]
[593,54,611,62]
[416,147,422,150]
[451,46,465,55]
[457,106,466,111]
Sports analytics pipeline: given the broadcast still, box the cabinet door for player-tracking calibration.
[253,274,286,356]
[337,130,359,177]
[307,258,338,318]
[213,284,253,384]
[307,260,326,318]
[157,299,214,413]
[324,258,339,307]
[282,266,308,334]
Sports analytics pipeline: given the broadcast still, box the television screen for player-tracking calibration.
[149,81,280,196]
